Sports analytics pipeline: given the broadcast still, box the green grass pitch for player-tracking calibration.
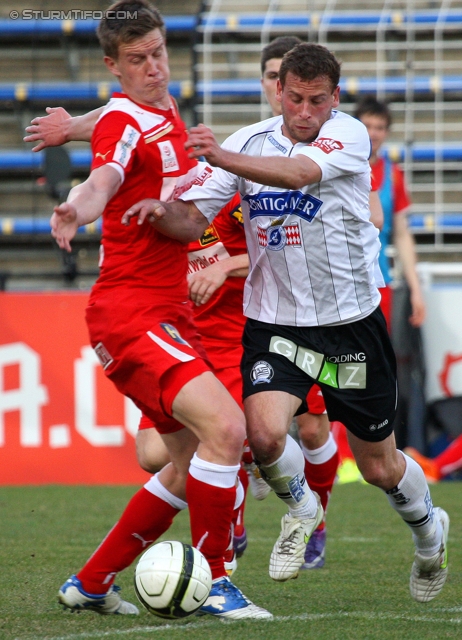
[0,481,460,640]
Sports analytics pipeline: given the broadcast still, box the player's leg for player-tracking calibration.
[349,431,449,603]
[297,399,338,569]
[244,389,323,582]
[171,370,272,619]
[58,425,196,615]
[136,414,170,473]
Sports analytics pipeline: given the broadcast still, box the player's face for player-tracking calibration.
[359,113,389,159]
[104,29,170,109]
[261,58,283,116]
[278,73,340,144]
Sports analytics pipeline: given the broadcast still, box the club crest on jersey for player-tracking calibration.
[160,323,190,346]
[250,360,274,385]
[244,191,322,223]
[309,138,344,154]
[257,223,301,249]
[157,140,180,173]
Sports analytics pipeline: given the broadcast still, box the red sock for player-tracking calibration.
[233,466,248,538]
[332,421,354,461]
[187,473,236,580]
[435,434,462,477]
[304,449,339,530]
[77,487,179,594]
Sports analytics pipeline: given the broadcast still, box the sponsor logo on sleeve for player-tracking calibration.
[113,125,141,167]
[192,166,213,187]
[308,138,344,154]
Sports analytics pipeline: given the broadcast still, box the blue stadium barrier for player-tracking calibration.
[3,144,462,173]
[0,216,102,235]
[0,80,192,102]
[199,9,462,30]
[2,213,462,236]
[1,10,461,37]
[0,16,196,37]
[197,75,462,97]
[0,75,460,104]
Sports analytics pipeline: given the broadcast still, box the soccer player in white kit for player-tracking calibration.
[123,42,449,603]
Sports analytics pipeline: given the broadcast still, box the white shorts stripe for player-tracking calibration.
[147,330,195,362]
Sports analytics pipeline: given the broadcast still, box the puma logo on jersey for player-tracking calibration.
[95,150,111,161]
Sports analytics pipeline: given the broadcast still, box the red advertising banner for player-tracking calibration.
[0,292,149,485]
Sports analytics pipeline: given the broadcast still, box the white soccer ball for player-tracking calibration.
[134,540,212,619]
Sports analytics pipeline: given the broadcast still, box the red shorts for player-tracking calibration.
[306,384,326,414]
[86,291,211,434]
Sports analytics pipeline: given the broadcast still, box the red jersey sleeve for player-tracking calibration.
[392,164,411,214]
[371,172,379,192]
[91,111,144,183]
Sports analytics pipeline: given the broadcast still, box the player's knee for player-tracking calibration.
[359,458,394,488]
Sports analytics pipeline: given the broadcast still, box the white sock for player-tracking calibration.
[259,434,318,519]
[144,474,187,511]
[385,452,443,557]
[302,432,338,464]
[189,452,240,488]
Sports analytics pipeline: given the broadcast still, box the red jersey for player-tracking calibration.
[371,157,411,214]
[89,93,208,303]
[187,194,246,367]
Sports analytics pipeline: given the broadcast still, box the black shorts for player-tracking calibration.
[241,307,397,443]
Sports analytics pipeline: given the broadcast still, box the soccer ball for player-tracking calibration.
[134,540,212,619]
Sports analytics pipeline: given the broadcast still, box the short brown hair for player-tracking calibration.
[279,43,341,92]
[354,96,392,129]
[260,36,303,75]
[97,0,165,59]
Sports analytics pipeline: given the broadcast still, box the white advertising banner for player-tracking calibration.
[418,263,462,403]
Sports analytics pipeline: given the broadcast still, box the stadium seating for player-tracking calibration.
[1,0,462,289]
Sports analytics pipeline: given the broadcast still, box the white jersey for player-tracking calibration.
[181,110,383,327]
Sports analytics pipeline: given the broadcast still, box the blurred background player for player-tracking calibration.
[44,0,271,620]
[355,96,426,331]
[405,436,462,483]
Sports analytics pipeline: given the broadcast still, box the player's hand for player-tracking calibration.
[50,202,78,252]
[121,199,166,226]
[185,123,223,165]
[409,289,426,327]
[188,261,228,306]
[23,107,71,152]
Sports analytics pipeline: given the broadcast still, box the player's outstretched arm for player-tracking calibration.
[24,106,102,151]
[51,164,121,252]
[122,198,210,244]
[186,124,321,189]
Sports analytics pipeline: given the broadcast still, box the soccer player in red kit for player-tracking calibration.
[48,0,271,620]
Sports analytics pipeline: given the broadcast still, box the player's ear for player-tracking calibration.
[276,79,283,102]
[104,56,121,79]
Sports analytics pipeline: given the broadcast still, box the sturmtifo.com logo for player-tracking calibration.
[9,10,138,20]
